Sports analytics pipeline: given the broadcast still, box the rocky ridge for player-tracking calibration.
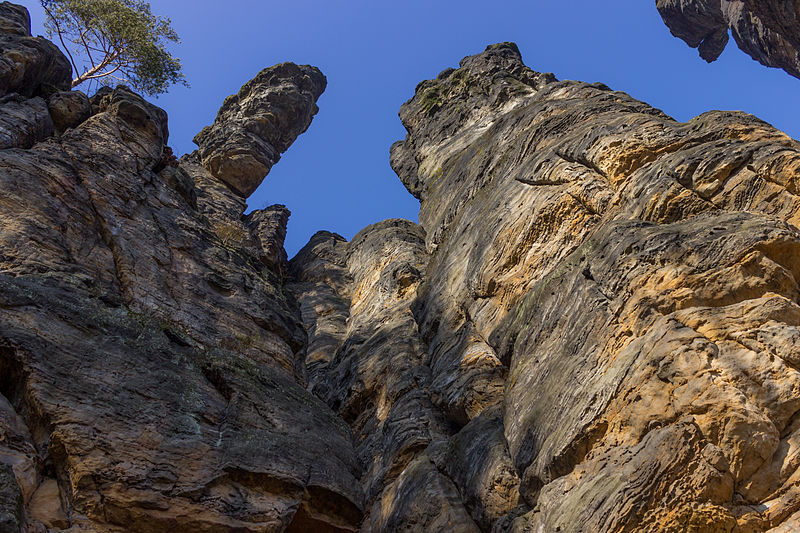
[657,0,800,79]
[2,2,800,532]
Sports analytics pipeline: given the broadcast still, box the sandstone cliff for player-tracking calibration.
[3,2,800,532]
[289,41,800,531]
[0,4,361,532]
[657,0,800,79]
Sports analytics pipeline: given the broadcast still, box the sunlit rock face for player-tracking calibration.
[193,62,326,197]
[4,0,800,530]
[291,41,800,532]
[657,0,800,79]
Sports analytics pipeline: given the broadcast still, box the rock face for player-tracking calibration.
[0,5,361,532]
[193,63,326,197]
[0,1,70,97]
[657,0,800,79]
[4,1,800,530]
[290,41,800,532]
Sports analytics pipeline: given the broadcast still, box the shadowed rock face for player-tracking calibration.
[657,0,800,79]
[193,63,326,197]
[0,5,362,532]
[0,1,70,97]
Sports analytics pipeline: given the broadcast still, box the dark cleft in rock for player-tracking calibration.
[657,0,800,79]
[193,62,326,197]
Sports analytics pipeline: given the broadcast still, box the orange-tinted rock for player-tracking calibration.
[4,1,800,530]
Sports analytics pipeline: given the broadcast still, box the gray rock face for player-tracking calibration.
[289,221,491,532]
[47,90,91,133]
[657,0,800,79]
[193,63,326,197]
[0,463,22,533]
[0,93,53,149]
[0,5,362,532]
[0,1,70,97]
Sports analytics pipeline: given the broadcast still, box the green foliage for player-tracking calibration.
[420,86,442,115]
[40,0,187,95]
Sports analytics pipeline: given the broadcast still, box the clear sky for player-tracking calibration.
[21,0,800,257]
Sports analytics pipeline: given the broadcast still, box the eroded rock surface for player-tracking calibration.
[290,41,800,532]
[4,0,800,530]
[0,1,70,97]
[193,63,326,197]
[0,4,361,532]
[657,0,800,79]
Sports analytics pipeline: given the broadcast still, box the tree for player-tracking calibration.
[40,0,187,96]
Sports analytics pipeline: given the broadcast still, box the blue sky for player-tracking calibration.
[22,0,800,257]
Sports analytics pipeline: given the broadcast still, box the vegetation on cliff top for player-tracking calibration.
[40,0,186,95]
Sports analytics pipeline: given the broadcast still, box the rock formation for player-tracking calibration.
[193,63,326,197]
[3,2,800,531]
[0,5,361,531]
[294,41,800,531]
[657,0,800,79]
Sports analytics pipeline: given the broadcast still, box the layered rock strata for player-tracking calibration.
[4,0,800,530]
[0,4,363,531]
[193,63,326,197]
[657,0,800,79]
[290,41,800,532]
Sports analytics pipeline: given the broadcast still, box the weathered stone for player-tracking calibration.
[0,393,37,507]
[0,463,22,533]
[0,2,27,36]
[657,0,800,79]
[47,90,90,133]
[0,93,53,148]
[427,406,522,531]
[193,63,326,197]
[245,204,291,274]
[0,2,70,97]
[381,41,800,531]
[365,453,481,533]
[290,221,496,532]
[5,0,800,530]
[0,5,363,531]
[27,479,68,530]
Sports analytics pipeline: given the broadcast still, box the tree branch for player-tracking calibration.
[79,62,124,81]
[41,3,79,79]
[72,49,121,87]
[78,28,96,68]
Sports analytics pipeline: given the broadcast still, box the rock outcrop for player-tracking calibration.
[0,5,361,531]
[657,0,800,79]
[193,63,326,197]
[0,1,70,97]
[290,41,800,532]
[4,1,800,530]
